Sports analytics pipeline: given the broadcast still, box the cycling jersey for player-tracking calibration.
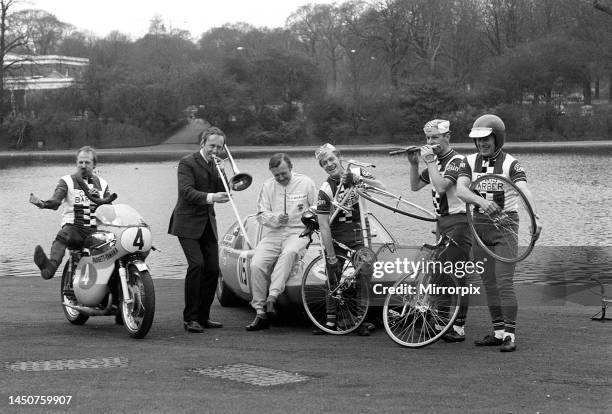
[420,149,466,216]
[458,151,526,212]
[316,166,373,244]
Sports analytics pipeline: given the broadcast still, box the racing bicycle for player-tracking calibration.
[300,159,437,335]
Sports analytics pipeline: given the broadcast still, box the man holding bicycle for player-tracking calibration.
[314,143,385,336]
[406,119,472,343]
[456,114,542,352]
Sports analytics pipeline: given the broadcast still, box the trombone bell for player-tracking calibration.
[230,173,252,191]
[222,145,252,192]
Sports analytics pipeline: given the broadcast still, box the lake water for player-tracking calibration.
[1,152,611,290]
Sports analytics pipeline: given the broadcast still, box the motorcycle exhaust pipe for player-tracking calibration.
[63,293,114,316]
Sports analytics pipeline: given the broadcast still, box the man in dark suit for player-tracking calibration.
[168,126,230,333]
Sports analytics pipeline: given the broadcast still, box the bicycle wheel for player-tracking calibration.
[356,186,437,222]
[302,254,370,334]
[383,269,460,348]
[467,174,537,263]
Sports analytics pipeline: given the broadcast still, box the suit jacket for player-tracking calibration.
[168,151,226,240]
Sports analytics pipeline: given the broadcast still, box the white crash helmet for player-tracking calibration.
[469,114,506,150]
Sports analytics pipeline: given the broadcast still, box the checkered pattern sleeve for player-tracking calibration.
[509,160,527,183]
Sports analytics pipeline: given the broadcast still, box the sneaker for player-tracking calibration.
[500,336,516,352]
[474,334,503,346]
[442,330,465,343]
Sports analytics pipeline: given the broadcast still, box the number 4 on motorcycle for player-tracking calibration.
[133,228,144,250]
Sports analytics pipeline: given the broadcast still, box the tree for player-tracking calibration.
[288,4,345,92]
[11,9,71,54]
[0,0,30,122]
[360,0,414,88]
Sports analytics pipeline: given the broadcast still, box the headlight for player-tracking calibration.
[86,231,116,255]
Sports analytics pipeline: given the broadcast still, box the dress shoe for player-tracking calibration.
[245,315,269,331]
[265,300,277,318]
[500,336,517,352]
[34,245,56,280]
[201,320,223,328]
[442,330,465,343]
[474,334,503,346]
[184,320,204,333]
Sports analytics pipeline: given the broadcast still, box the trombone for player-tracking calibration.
[212,145,254,249]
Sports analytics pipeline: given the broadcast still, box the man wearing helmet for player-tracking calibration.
[456,114,542,352]
[406,119,472,343]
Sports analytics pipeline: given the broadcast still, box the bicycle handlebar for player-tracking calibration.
[345,159,376,169]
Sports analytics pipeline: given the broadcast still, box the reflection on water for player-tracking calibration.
[1,153,611,289]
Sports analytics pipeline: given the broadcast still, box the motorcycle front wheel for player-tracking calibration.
[60,262,89,325]
[120,265,155,339]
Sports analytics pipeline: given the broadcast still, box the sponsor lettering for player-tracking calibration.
[92,247,119,263]
[475,179,504,192]
[287,194,307,202]
[446,163,459,172]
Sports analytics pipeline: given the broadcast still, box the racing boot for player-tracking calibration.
[34,245,58,280]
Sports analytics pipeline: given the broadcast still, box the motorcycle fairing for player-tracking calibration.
[73,255,115,306]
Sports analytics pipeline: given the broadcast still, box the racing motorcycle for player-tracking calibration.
[60,191,155,339]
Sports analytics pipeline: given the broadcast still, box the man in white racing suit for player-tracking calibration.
[246,153,317,331]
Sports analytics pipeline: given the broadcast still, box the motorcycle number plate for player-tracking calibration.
[120,227,152,253]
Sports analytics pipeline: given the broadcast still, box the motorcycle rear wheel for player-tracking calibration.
[120,266,155,339]
[60,262,89,325]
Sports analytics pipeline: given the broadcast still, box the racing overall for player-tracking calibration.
[250,173,317,311]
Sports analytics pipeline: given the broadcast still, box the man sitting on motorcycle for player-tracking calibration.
[30,146,113,280]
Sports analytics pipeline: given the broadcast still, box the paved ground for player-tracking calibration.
[1,276,610,413]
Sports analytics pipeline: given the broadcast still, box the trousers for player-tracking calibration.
[179,222,219,323]
[250,231,308,310]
